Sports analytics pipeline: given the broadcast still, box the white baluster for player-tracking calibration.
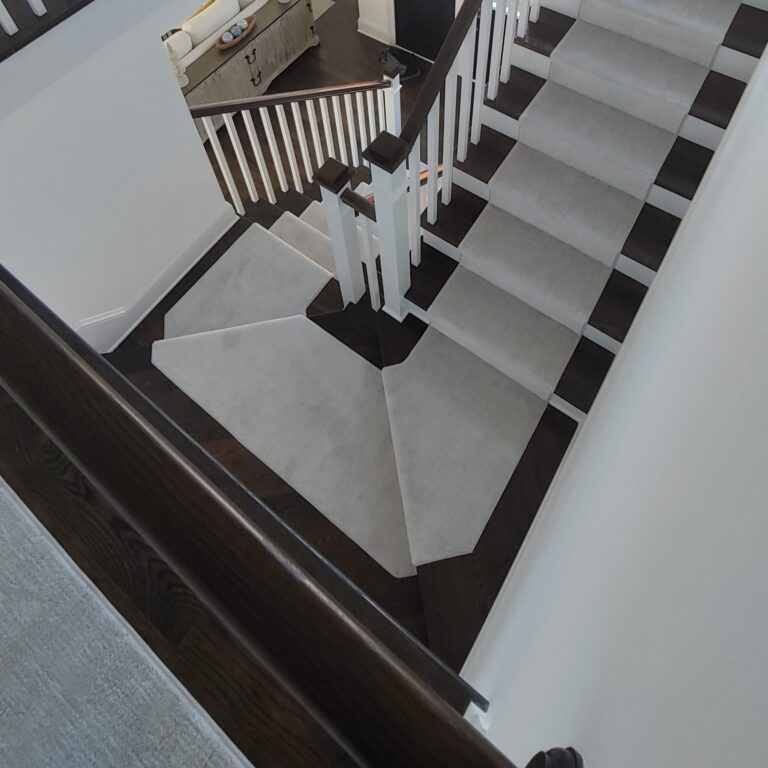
[457,25,476,163]
[530,0,541,24]
[472,0,493,144]
[426,97,440,225]
[487,0,507,101]
[26,0,46,17]
[408,142,422,267]
[276,104,303,193]
[383,75,403,134]
[0,2,19,34]
[441,62,459,206]
[243,110,276,204]
[518,0,532,38]
[366,91,377,142]
[260,107,289,193]
[332,95,348,165]
[500,0,518,83]
[307,99,325,168]
[376,89,387,133]
[370,158,412,320]
[361,216,381,312]
[344,94,360,167]
[223,113,259,203]
[202,117,244,216]
[319,97,336,158]
[356,92,369,160]
[320,179,366,306]
[292,102,313,182]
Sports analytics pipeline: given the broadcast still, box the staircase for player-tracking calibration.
[0,0,94,61]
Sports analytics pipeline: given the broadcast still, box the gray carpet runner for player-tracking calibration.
[152,0,738,575]
[0,480,252,768]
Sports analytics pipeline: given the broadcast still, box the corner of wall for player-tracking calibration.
[78,205,238,352]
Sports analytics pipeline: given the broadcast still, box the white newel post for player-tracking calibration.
[382,73,403,135]
[365,134,412,321]
[317,159,366,307]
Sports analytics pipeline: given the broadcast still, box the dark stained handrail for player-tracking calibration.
[0,265,515,768]
[341,188,376,222]
[189,80,391,119]
[400,0,482,149]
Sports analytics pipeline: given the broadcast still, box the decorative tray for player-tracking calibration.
[215,15,257,50]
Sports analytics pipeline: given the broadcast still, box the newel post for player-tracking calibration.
[364,132,412,322]
[382,63,403,134]
[317,158,366,306]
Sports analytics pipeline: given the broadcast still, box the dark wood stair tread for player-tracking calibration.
[589,270,647,343]
[406,241,458,310]
[555,337,615,414]
[455,127,516,183]
[421,185,486,247]
[514,7,575,57]
[723,4,768,58]
[656,137,714,201]
[690,70,746,129]
[622,204,681,273]
[485,66,546,120]
[417,406,577,672]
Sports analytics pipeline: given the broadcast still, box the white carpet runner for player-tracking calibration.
[152,0,739,575]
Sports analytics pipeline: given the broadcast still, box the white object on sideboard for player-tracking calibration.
[164,0,271,73]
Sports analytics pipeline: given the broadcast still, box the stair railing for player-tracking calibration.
[0,0,46,35]
[318,0,544,321]
[188,78,402,216]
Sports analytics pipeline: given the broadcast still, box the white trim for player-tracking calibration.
[713,46,758,83]
[616,254,656,288]
[480,103,520,140]
[81,207,238,353]
[453,167,490,201]
[584,324,622,355]
[549,394,586,425]
[508,41,551,80]
[357,18,392,45]
[680,115,724,152]
[648,184,691,219]
[422,229,461,262]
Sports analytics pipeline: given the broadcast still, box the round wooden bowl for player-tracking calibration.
[215,15,257,50]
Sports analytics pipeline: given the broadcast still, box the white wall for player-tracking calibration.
[463,52,768,768]
[357,0,395,44]
[0,0,235,351]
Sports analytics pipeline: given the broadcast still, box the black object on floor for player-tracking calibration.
[380,47,424,83]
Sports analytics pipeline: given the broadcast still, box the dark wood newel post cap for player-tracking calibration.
[362,131,410,173]
[526,747,584,768]
[316,158,354,194]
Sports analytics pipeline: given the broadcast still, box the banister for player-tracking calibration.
[189,79,391,119]
[0,265,513,767]
[341,188,376,222]
[400,0,482,151]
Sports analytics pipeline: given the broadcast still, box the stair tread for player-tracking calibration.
[489,143,644,266]
[383,328,546,566]
[580,0,741,66]
[551,20,708,131]
[520,82,676,198]
[460,204,612,333]
[270,211,336,274]
[299,200,329,237]
[430,266,579,400]
[164,225,331,339]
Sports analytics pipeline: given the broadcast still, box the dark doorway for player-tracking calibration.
[395,0,455,61]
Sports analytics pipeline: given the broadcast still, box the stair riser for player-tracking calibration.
[549,60,690,133]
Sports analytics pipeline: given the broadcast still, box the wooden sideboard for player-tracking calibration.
[183,0,319,137]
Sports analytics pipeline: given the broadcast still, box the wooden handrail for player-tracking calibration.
[341,188,376,222]
[0,266,513,767]
[399,0,481,149]
[189,80,391,119]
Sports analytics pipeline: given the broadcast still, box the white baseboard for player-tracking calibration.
[713,46,758,83]
[453,168,490,201]
[680,115,724,152]
[357,18,393,45]
[648,184,691,219]
[480,104,520,140]
[78,206,238,353]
